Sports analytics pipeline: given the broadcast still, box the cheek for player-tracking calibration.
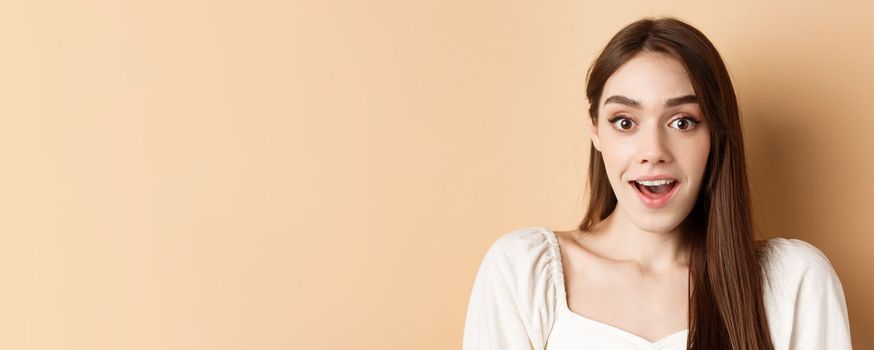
[683,134,710,180]
[598,139,636,183]
[599,134,637,160]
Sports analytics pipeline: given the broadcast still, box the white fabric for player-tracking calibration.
[462,227,852,350]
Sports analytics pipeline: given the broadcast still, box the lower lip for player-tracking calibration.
[630,181,680,209]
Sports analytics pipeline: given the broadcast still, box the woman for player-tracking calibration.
[462,17,852,350]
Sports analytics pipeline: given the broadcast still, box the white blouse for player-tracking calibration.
[462,227,852,350]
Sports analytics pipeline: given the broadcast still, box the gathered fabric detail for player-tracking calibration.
[540,228,568,312]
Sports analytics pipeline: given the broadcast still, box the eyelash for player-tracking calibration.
[607,114,701,132]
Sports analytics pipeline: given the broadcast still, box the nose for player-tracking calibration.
[637,124,672,165]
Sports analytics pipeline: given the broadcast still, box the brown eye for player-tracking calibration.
[670,117,699,130]
[608,116,635,130]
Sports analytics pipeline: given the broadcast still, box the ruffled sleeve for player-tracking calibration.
[762,238,853,350]
[462,227,562,350]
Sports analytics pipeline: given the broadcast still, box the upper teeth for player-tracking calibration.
[636,179,675,186]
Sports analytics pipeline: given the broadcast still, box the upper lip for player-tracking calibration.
[629,175,679,182]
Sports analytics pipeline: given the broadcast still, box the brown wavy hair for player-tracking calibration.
[580,17,774,350]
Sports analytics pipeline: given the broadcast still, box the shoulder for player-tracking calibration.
[759,238,852,349]
[473,226,563,295]
[486,226,554,256]
[480,227,558,271]
[464,227,563,349]
[760,237,845,297]
[761,237,837,276]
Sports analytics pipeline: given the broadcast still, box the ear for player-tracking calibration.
[589,117,602,152]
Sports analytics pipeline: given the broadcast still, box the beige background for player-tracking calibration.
[1,1,871,349]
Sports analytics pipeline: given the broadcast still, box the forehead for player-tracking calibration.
[601,51,694,107]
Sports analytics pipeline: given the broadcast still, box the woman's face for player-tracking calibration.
[590,51,710,233]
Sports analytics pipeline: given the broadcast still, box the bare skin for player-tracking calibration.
[554,223,691,343]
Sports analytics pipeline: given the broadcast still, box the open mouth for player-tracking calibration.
[629,179,680,208]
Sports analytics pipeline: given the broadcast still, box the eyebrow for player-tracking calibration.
[603,94,698,109]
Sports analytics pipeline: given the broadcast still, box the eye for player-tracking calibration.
[608,115,635,131]
[669,116,700,131]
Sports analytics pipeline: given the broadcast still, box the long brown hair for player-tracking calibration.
[580,17,774,350]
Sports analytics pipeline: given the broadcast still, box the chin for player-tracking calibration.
[633,217,682,233]
[620,204,689,234]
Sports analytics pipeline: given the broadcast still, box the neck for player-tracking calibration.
[589,209,691,274]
